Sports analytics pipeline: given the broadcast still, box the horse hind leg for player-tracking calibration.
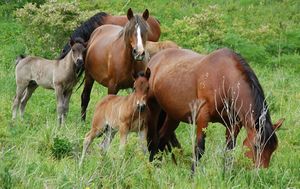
[81,73,95,121]
[79,127,103,167]
[99,124,117,152]
[12,84,28,119]
[20,81,38,118]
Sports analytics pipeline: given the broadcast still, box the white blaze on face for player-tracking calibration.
[136,24,144,54]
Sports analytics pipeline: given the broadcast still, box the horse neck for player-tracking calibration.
[121,93,138,115]
[58,51,76,74]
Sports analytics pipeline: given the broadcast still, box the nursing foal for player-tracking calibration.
[79,68,151,166]
[12,38,86,125]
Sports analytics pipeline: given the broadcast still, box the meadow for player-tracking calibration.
[0,0,299,188]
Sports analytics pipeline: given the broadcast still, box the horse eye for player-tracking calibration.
[133,87,136,91]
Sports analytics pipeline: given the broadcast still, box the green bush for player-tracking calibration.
[15,1,95,58]
[170,5,226,53]
[51,137,73,160]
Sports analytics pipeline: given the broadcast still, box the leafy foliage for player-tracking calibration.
[15,1,95,58]
[51,137,73,160]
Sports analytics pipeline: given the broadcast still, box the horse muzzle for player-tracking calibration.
[132,49,145,61]
[76,59,84,68]
[137,104,146,112]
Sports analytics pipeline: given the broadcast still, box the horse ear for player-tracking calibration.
[145,67,151,80]
[142,9,149,20]
[69,38,75,47]
[127,8,134,20]
[273,118,285,130]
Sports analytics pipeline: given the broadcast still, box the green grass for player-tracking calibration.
[1,0,300,188]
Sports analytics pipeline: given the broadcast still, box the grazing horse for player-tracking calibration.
[81,8,150,120]
[146,48,284,171]
[12,38,86,125]
[79,68,151,166]
[59,11,161,59]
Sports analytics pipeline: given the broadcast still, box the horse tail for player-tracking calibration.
[233,51,277,148]
[75,72,85,92]
[15,54,26,65]
[58,12,108,60]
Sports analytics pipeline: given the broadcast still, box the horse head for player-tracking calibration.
[69,37,87,68]
[124,8,149,62]
[132,67,151,112]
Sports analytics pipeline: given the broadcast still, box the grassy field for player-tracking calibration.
[0,0,300,188]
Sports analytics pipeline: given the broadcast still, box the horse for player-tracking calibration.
[146,48,284,172]
[79,68,151,166]
[145,40,180,59]
[58,10,161,59]
[12,38,87,125]
[81,8,150,120]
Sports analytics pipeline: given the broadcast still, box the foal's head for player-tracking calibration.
[132,68,151,112]
[124,8,149,61]
[69,38,87,68]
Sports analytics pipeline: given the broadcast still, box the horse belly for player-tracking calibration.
[154,78,197,122]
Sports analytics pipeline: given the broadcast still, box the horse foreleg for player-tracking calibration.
[158,116,180,152]
[191,112,209,174]
[63,90,72,119]
[12,84,27,119]
[225,122,242,150]
[81,74,94,121]
[146,98,161,161]
[139,127,148,154]
[20,83,38,118]
[55,85,64,126]
[119,124,128,150]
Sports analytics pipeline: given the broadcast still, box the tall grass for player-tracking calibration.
[0,0,300,188]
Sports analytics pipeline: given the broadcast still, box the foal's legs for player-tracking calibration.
[20,83,38,117]
[63,90,72,119]
[99,126,117,152]
[139,127,148,153]
[55,85,65,125]
[12,84,27,119]
[79,127,103,167]
[81,73,94,121]
[119,123,129,150]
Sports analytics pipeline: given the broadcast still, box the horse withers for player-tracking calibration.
[79,68,151,166]
[147,48,284,171]
[81,8,150,120]
[12,38,87,125]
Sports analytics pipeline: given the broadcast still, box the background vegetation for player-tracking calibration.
[0,0,299,188]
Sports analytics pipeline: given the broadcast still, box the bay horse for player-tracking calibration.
[79,68,151,166]
[81,8,150,120]
[59,11,160,59]
[12,38,86,125]
[145,40,180,59]
[146,48,284,171]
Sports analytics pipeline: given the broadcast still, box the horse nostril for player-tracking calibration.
[141,51,145,56]
[133,48,137,55]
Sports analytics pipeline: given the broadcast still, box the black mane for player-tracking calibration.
[234,52,277,149]
[58,12,108,60]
